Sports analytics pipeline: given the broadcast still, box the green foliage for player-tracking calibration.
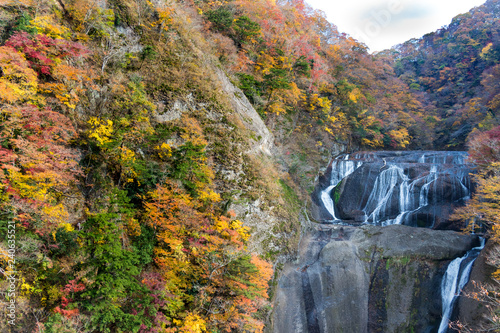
[50,227,78,258]
[42,313,81,333]
[13,12,38,34]
[170,141,209,195]
[232,16,260,46]
[131,224,156,265]
[237,73,261,103]
[293,55,311,78]
[77,189,149,333]
[139,45,157,65]
[0,208,14,242]
[333,180,343,205]
[279,178,301,213]
[206,7,234,33]
[264,67,291,91]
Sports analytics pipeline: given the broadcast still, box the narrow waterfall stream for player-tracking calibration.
[320,154,363,221]
[438,239,486,333]
[275,151,482,333]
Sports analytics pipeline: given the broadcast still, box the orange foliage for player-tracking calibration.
[143,182,273,332]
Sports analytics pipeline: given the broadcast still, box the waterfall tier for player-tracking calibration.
[313,151,472,229]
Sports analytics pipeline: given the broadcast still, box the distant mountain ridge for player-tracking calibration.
[387,0,500,148]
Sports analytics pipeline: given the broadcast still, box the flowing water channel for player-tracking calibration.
[438,239,485,333]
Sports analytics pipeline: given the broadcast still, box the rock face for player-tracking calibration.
[272,225,480,333]
[215,67,274,155]
[312,151,473,230]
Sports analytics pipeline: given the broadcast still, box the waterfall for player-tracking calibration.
[302,151,483,332]
[438,239,485,333]
[320,154,362,221]
[319,151,472,227]
[364,165,406,224]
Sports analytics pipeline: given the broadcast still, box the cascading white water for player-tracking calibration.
[419,165,438,207]
[363,164,446,226]
[320,151,472,226]
[320,155,362,220]
[314,151,481,332]
[438,239,485,333]
[364,165,406,224]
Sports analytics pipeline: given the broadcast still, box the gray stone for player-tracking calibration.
[271,224,479,333]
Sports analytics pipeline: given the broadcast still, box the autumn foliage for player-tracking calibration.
[0,0,499,331]
[450,125,500,332]
[143,182,271,332]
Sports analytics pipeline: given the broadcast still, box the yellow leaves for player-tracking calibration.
[147,1,174,32]
[388,128,411,148]
[29,16,70,39]
[214,216,250,243]
[119,146,136,163]
[175,313,207,333]
[348,88,363,104]
[20,278,35,296]
[197,188,221,204]
[87,117,114,146]
[256,52,292,76]
[267,101,286,115]
[39,82,78,109]
[230,220,250,242]
[0,46,38,104]
[284,82,302,105]
[42,204,69,225]
[180,116,208,146]
[155,142,173,159]
[305,94,331,113]
[214,216,230,233]
[267,82,302,116]
[8,168,58,201]
[118,146,140,183]
[61,223,74,232]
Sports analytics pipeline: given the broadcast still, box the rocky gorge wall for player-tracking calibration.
[272,225,479,333]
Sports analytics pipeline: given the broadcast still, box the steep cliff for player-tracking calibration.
[272,225,479,333]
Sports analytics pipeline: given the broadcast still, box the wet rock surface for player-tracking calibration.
[272,224,479,333]
[311,151,473,230]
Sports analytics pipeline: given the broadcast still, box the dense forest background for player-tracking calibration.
[0,0,499,332]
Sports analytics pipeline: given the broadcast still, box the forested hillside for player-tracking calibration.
[388,0,500,148]
[0,0,499,332]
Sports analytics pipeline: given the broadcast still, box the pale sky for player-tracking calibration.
[306,0,487,52]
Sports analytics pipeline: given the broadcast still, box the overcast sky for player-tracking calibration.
[305,0,487,52]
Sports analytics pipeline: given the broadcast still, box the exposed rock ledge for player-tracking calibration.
[271,224,479,333]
